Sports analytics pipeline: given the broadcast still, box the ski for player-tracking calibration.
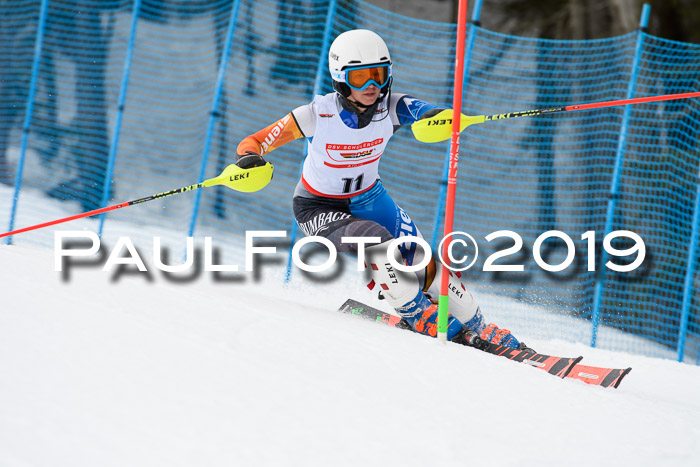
[480,341,582,379]
[566,363,632,389]
[338,298,631,388]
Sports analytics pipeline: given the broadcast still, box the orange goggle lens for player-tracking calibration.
[346,65,390,91]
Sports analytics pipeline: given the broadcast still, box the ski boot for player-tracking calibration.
[480,323,535,352]
[451,327,490,350]
[397,291,464,339]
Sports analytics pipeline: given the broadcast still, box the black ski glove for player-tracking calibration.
[419,108,446,120]
[236,151,267,169]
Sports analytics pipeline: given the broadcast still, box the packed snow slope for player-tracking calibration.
[2,243,700,467]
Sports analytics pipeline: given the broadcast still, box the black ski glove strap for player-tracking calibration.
[419,108,446,120]
[236,151,267,169]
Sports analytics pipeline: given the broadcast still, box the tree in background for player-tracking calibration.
[45,1,116,212]
[0,0,33,186]
[487,0,700,41]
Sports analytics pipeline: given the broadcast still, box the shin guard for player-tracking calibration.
[425,266,481,329]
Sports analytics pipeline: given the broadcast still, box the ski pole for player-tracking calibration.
[412,91,700,143]
[0,162,273,239]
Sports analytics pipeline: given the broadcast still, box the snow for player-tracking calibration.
[0,250,699,465]
[2,186,700,466]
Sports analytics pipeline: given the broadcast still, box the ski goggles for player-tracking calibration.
[332,64,392,91]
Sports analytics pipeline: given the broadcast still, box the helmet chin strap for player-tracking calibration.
[339,92,377,113]
[342,76,393,112]
[337,86,392,129]
[346,97,375,111]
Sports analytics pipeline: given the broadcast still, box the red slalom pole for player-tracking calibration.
[437,0,469,343]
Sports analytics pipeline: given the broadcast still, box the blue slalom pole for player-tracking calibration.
[5,0,50,245]
[590,3,650,347]
[677,166,700,362]
[98,0,142,237]
[284,0,338,283]
[187,0,242,239]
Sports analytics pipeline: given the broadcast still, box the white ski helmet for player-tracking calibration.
[328,29,393,98]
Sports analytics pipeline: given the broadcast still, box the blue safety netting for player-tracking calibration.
[1,0,699,363]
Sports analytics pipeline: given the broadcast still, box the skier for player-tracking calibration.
[235,29,529,350]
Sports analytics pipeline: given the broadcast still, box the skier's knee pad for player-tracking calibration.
[425,263,481,328]
[364,240,420,310]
